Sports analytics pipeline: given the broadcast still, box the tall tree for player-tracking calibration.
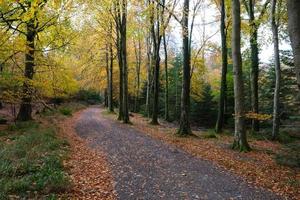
[271,0,281,140]
[178,0,192,135]
[0,0,59,121]
[215,0,228,133]
[231,0,250,151]
[163,33,169,121]
[287,0,300,95]
[242,0,270,132]
[115,0,129,123]
[133,36,142,112]
[149,0,163,125]
[108,22,114,113]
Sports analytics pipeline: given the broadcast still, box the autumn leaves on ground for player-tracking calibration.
[1,0,300,199]
[1,103,298,199]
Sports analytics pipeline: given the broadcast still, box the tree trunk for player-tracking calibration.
[151,46,160,125]
[17,20,35,121]
[116,1,124,121]
[108,26,114,112]
[146,35,152,117]
[163,33,169,121]
[271,0,281,140]
[121,0,129,123]
[178,0,192,136]
[134,38,141,112]
[150,1,162,125]
[231,0,250,151]
[248,0,260,132]
[215,0,228,133]
[105,44,109,108]
[287,0,300,94]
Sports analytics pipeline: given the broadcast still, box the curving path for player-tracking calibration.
[75,107,282,200]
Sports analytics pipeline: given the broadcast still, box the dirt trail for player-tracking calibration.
[75,107,282,200]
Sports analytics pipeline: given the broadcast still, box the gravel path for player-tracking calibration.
[75,108,282,200]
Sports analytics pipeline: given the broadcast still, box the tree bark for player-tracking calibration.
[17,20,35,121]
[150,0,163,125]
[215,0,228,133]
[115,0,124,121]
[121,0,129,123]
[178,0,192,136]
[231,0,250,151]
[248,0,259,132]
[146,35,152,117]
[163,33,169,121]
[134,38,141,112]
[271,0,281,140]
[287,0,300,94]
[105,44,109,108]
[108,34,114,112]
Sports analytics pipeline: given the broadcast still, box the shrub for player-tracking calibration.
[59,107,72,116]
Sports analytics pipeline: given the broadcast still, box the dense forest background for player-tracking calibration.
[0,0,299,147]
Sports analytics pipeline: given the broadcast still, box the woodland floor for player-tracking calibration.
[71,106,292,200]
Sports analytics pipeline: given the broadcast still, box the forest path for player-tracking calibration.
[74,107,281,200]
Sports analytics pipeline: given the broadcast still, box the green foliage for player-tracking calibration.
[275,143,300,168]
[0,122,70,198]
[203,130,217,139]
[277,131,295,144]
[59,107,72,116]
[75,89,103,105]
[190,84,217,126]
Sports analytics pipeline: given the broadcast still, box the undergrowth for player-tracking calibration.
[0,121,70,199]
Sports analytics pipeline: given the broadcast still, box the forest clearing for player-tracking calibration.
[0,0,299,199]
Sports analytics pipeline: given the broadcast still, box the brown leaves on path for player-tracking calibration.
[58,111,116,200]
[126,114,299,200]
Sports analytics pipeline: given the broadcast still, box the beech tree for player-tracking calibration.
[215,0,228,133]
[287,0,300,95]
[114,0,129,123]
[242,0,270,132]
[231,0,250,151]
[0,0,63,121]
[178,0,192,136]
[271,0,281,140]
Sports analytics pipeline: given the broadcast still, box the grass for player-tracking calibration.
[41,102,87,117]
[59,107,72,116]
[0,121,70,199]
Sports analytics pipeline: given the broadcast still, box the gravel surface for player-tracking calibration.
[75,108,282,200]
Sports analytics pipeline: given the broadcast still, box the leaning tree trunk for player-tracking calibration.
[178,0,192,136]
[231,0,250,151]
[287,0,300,95]
[215,0,228,133]
[17,20,35,121]
[249,0,259,132]
[271,0,281,140]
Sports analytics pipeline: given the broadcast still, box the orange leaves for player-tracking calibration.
[58,111,116,200]
[126,113,299,200]
[245,112,272,121]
